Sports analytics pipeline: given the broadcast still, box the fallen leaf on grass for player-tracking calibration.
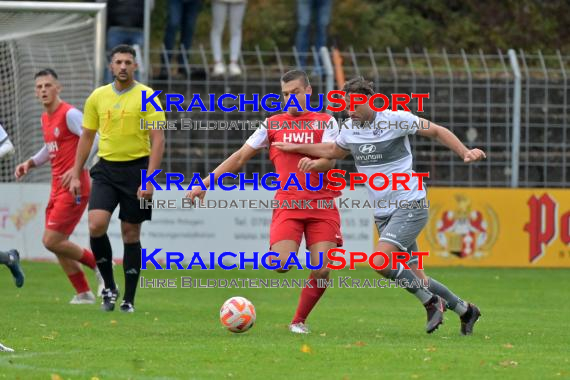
[503,343,514,349]
[499,360,518,368]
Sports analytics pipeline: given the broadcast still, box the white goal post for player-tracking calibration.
[0,1,106,183]
[0,1,107,86]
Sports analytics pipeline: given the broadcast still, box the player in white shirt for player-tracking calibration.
[0,123,22,354]
[0,123,24,288]
[275,77,485,335]
[0,123,15,159]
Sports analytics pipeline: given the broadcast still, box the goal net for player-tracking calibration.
[0,1,106,183]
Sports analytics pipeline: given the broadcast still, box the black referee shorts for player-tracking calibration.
[88,156,151,224]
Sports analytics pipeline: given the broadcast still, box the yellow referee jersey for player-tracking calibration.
[83,82,165,161]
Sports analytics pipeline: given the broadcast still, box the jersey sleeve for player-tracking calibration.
[31,145,50,166]
[393,110,421,136]
[141,88,166,123]
[322,116,339,142]
[83,92,99,131]
[335,130,350,150]
[66,107,99,166]
[245,120,269,149]
[66,108,83,136]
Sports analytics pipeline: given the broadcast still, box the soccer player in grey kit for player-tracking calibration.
[275,77,484,335]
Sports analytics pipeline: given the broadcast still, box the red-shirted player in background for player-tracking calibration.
[14,68,103,304]
[187,70,341,334]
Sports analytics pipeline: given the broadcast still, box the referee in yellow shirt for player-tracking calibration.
[68,45,165,313]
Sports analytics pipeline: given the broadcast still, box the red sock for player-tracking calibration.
[68,271,90,294]
[291,274,329,324]
[79,249,97,270]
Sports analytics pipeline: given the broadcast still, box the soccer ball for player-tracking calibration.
[220,296,256,333]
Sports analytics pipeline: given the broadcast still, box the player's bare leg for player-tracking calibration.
[372,241,445,333]
[119,221,142,313]
[289,241,336,334]
[271,240,300,275]
[89,210,118,311]
[42,229,104,295]
[43,229,98,303]
[411,264,481,335]
[43,230,84,261]
[271,240,309,333]
[55,256,95,304]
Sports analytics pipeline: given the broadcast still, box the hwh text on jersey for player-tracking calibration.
[46,141,59,152]
[282,133,314,144]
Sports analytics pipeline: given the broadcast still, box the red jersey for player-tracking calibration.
[246,112,341,200]
[40,101,81,178]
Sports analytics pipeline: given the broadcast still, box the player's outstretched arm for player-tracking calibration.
[273,142,348,160]
[298,157,336,172]
[68,128,97,196]
[185,144,260,201]
[417,118,486,163]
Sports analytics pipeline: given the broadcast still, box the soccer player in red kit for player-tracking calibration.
[187,70,341,334]
[14,68,103,304]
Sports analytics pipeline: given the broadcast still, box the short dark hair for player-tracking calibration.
[342,76,375,96]
[281,69,310,87]
[110,44,136,60]
[34,68,58,80]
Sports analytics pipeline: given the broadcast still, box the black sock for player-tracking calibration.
[90,234,116,290]
[123,242,142,304]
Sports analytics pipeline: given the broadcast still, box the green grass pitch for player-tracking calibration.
[1,262,569,379]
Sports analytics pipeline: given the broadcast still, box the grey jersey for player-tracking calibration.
[336,110,426,218]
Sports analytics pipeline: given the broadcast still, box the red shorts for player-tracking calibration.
[45,170,90,235]
[269,201,343,248]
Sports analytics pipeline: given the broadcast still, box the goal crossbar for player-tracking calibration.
[0,1,107,86]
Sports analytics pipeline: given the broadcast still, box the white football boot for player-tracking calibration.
[289,322,310,334]
[69,291,96,304]
[0,342,14,353]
